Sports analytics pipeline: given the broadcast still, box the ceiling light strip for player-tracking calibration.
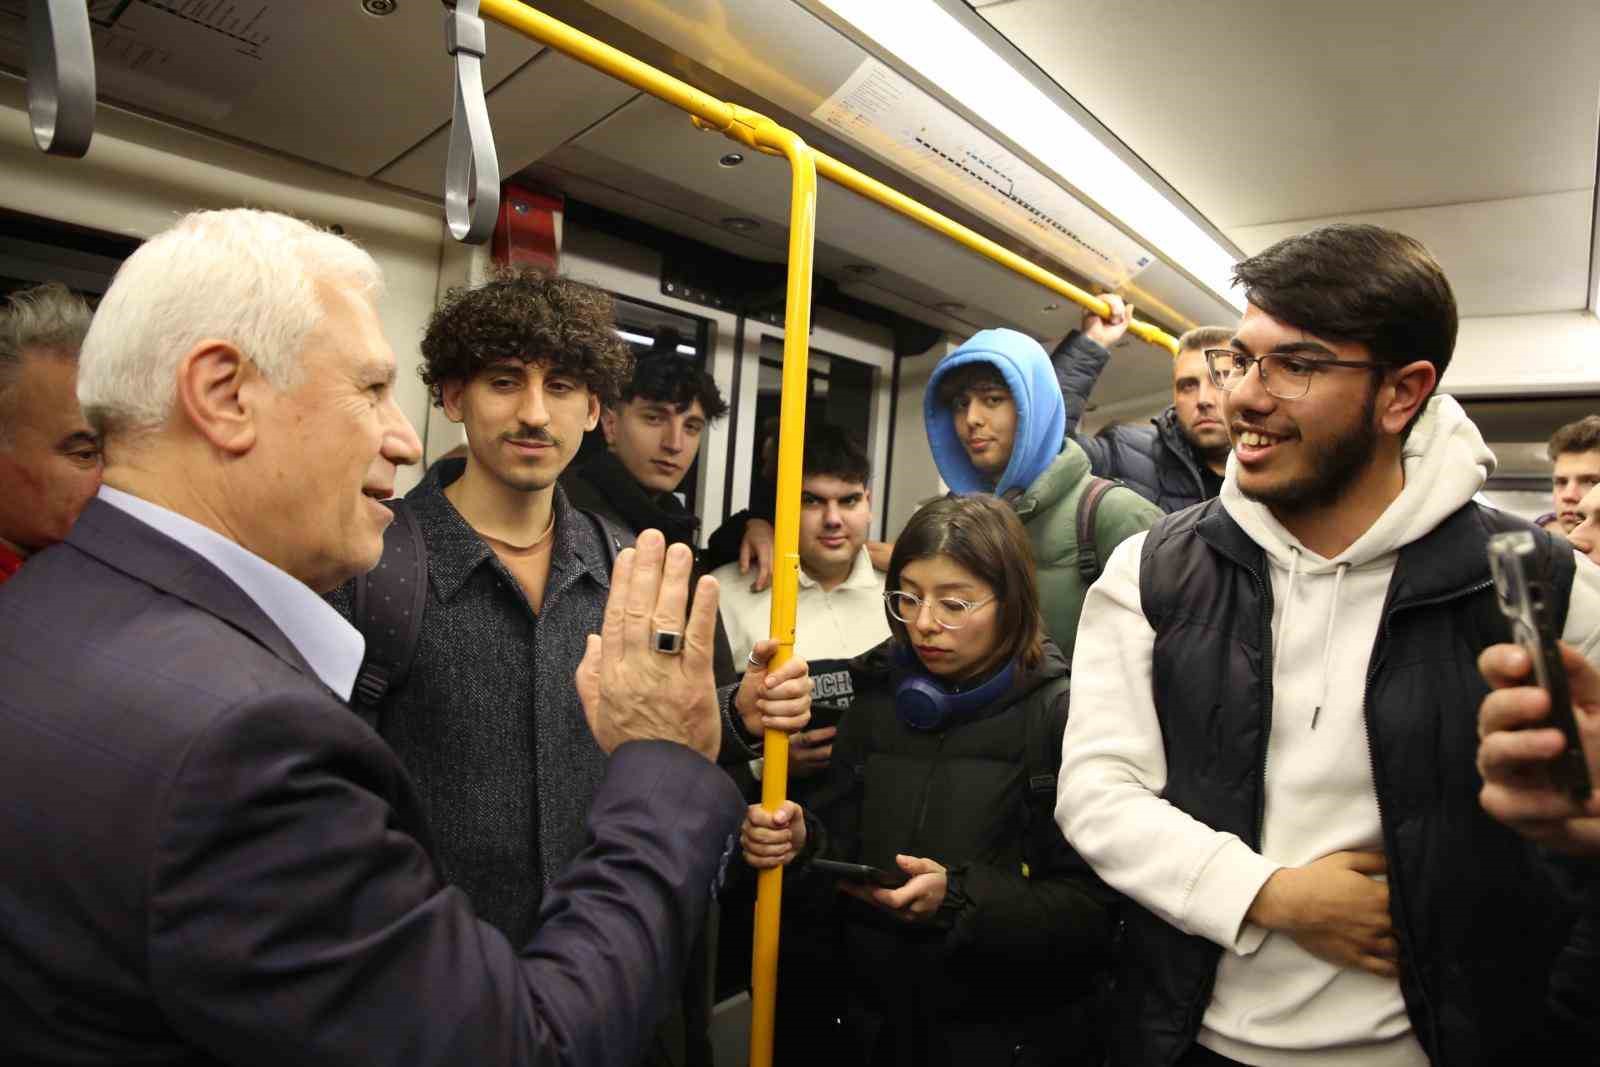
[813,0,1242,310]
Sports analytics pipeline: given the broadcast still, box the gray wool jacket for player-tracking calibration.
[328,459,758,945]
[327,459,613,943]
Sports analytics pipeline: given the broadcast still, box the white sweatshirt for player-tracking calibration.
[1057,396,1600,1066]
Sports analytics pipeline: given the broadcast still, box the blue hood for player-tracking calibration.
[924,328,1065,495]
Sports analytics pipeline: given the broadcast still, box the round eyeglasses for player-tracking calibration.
[1203,349,1384,401]
[883,590,996,631]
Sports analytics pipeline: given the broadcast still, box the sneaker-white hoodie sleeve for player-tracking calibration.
[1056,532,1281,954]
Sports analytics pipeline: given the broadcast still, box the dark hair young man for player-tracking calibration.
[1058,224,1600,1066]
[561,351,785,683]
[921,327,1162,657]
[1540,414,1600,532]
[0,282,99,583]
[327,271,809,954]
[1051,298,1234,511]
[715,431,889,779]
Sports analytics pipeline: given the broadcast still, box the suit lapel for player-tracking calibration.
[68,499,321,683]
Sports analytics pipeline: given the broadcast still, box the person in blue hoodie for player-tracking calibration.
[922,327,1161,657]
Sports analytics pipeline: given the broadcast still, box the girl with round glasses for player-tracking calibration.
[741,494,1113,1066]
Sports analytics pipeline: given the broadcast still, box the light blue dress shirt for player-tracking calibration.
[98,486,365,700]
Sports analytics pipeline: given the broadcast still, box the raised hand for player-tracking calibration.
[576,529,721,760]
[1477,641,1600,854]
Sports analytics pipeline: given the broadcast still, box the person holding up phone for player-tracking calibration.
[741,495,1113,1067]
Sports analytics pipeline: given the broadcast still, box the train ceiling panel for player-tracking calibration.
[977,0,1600,319]
[0,0,543,177]
[375,49,639,196]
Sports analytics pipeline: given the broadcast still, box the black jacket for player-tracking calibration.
[1051,331,1217,512]
[0,497,742,1067]
[795,639,1113,1066]
[1129,497,1599,1066]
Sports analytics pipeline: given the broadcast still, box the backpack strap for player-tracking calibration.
[1074,477,1118,583]
[350,499,428,729]
[1019,680,1068,872]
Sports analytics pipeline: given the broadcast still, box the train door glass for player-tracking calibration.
[581,295,712,514]
[747,336,879,522]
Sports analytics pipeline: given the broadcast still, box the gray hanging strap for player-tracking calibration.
[444,0,500,243]
[26,0,96,157]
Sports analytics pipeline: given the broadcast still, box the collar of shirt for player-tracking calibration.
[0,540,23,584]
[97,485,365,700]
[797,545,882,592]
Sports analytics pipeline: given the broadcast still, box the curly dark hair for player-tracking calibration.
[618,353,729,420]
[419,269,634,407]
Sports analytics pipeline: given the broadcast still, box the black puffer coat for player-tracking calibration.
[795,639,1114,1067]
[1051,331,1216,513]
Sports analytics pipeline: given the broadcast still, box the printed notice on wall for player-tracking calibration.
[0,1,278,121]
[813,58,1155,289]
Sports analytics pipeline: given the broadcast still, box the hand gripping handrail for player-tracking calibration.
[444,0,501,243]
[25,0,96,157]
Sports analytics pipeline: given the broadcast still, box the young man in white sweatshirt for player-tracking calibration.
[1057,223,1600,1067]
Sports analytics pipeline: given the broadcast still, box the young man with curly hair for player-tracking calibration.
[327,271,809,1067]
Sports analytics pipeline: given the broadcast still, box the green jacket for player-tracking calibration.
[1008,437,1162,658]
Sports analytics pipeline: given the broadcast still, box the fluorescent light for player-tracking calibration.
[814,0,1243,310]
[616,328,697,356]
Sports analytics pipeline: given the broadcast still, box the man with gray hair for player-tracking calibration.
[0,281,99,583]
[0,208,745,1066]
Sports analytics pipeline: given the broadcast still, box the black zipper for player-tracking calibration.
[1361,577,1490,1063]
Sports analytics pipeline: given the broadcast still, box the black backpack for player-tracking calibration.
[348,498,630,729]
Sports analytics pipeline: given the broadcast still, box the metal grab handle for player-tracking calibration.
[444,0,500,243]
[26,0,96,157]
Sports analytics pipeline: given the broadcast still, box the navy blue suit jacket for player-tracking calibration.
[0,499,742,1066]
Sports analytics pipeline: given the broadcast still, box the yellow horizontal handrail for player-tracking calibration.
[815,153,1179,355]
[474,0,1177,356]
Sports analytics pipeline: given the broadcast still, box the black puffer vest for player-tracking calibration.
[1126,497,1580,1066]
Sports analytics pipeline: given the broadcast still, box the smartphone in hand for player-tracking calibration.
[809,858,910,889]
[1488,530,1592,800]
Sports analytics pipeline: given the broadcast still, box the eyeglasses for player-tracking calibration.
[1203,349,1384,401]
[883,590,996,631]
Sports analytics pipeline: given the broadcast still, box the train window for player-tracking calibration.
[747,337,879,521]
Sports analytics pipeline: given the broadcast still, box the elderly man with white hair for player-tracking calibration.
[0,208,744,1067]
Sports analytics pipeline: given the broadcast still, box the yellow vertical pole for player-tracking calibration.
[747,123,816,1067]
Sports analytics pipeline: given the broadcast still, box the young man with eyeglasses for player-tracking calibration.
[1051,302,1235,512]
[1057,223,1600,1066]
[922,327,1161,659]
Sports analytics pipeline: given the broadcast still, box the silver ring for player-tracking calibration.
[746,650,765,668]
[651,629,684,655]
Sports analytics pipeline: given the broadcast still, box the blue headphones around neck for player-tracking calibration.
[894,654,1017,731]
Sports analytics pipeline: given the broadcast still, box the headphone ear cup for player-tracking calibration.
[894,676,950,731]
[894,661,1018,731]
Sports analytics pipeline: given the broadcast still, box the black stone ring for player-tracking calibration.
[652,629,684,655]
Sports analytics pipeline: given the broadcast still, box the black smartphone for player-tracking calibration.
[1488,530,1592,800]
[809,858,909,889]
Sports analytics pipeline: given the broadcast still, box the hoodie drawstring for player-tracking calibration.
[1275,550,1349,730]
[1311,563,1348,730]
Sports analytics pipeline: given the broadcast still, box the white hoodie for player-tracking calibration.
[1056,396,1600,1066]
